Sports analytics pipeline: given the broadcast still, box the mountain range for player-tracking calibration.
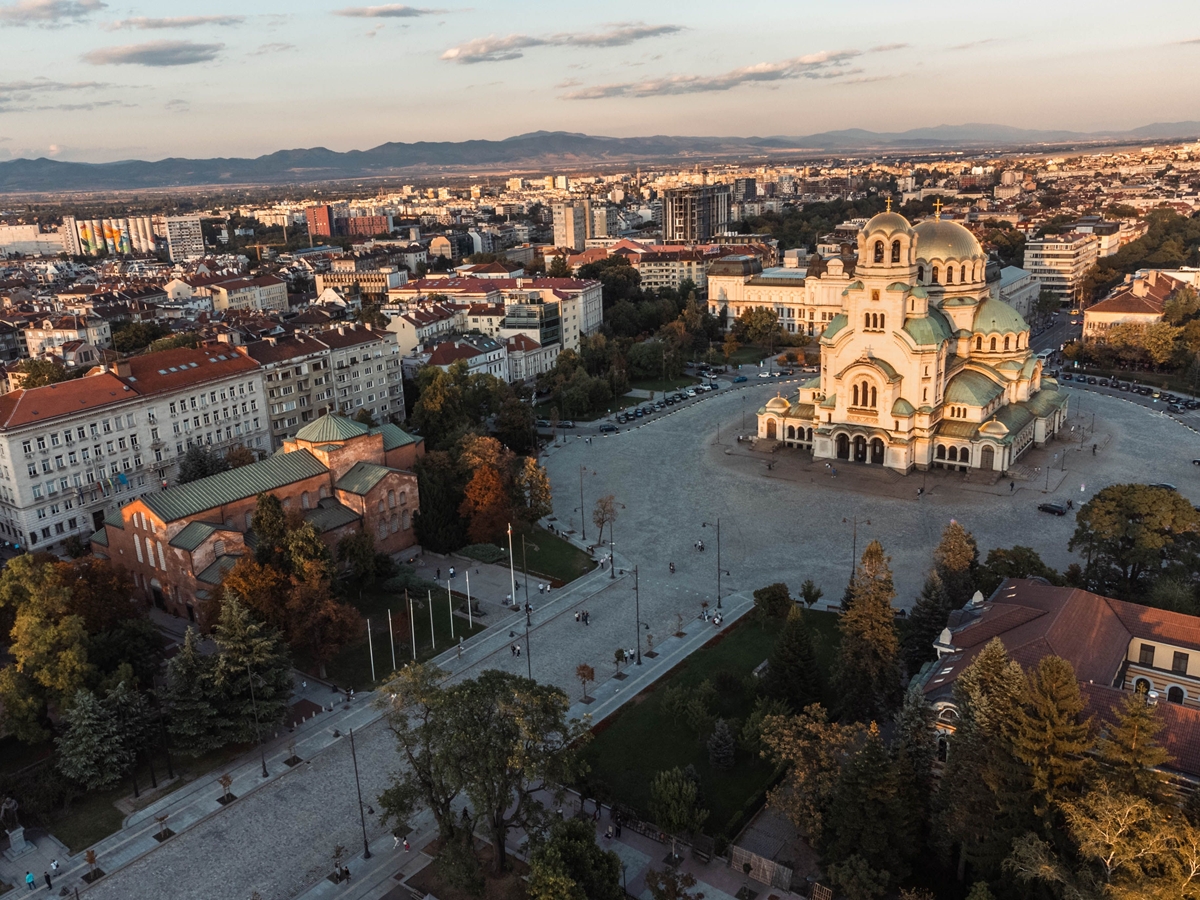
[2,122,1198,194]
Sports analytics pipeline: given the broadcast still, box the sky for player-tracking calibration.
[1,0,1198,163]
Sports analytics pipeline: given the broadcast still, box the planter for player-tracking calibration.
[216,793,237,805]
[82,869,105,884]
[153,828,176,843]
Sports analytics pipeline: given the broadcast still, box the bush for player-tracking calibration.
[381,567,441,595]
[459,543,507,564]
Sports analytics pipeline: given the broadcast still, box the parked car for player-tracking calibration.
[1192,459,1200,466]
[616,414,628,423]
[665,396,675,405]
[1061,372,1074,381]
[734,375,748,383]
[559,420,575,428]
[599,424,617,433]
[1148,483,1178,492]
[1086,376,1098,384]
[686,389,697,397]
[535,419,551,428]
[1038,502,1068,516]
[1169,404,1184,413]
[634,408,644,418]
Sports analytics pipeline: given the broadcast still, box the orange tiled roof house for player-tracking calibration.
[90,413,423,626]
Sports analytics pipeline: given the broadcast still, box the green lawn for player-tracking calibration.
[581,609,841,841]
[322,585,488,687]
[727,345,770,365]
[534,394,641,422]
[514,525,597,586]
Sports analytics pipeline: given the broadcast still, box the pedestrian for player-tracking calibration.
[394,833,401,849]
[616,821,622,838]
[436,567,441,580]
[575,611,580,623]
[539,583,545,595]
[505,593,511,606]
[43,872,51,890]
[342,866,351,884]
[516,644,521,657]
[301,680,307,690]
[456,644,463,659]
[403,838,410,852]
[1009,481,1015,493]
[49,861,58,874]
[1092,443,1097,455]
[24,872,33,892]
[510,644,516,656]
[605,826,614,839]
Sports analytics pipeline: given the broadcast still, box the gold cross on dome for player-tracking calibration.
[933,198,943,216]
[885,197,892,212]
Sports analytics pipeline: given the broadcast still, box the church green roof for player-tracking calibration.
[903,307,953,346]
[370,422,418,451]
[295,414,369,443]
[944,369,1004,407]
[892,397,915,416]
[336,461,392,495]
[1024,386,1069,417]
[973,297,1028,336]
[822,313,848,340]
[169,521,219,551]
[306,499,361,532]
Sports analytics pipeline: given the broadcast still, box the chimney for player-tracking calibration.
[114,360,131,377]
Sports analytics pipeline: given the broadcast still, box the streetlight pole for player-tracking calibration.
[247,665,268,779]
[507,523,517,608]
[702,519,723,609]
[843,516,870,579]
[522,534,531,616]
[579,466,587,541]
[524,615,532,680]
[634,565,642,665]
[610,514,616,580]
[349,727,371,860]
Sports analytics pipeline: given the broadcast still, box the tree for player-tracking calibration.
[412,451,468,552]
[722,333,740,361]
[112,321,170,352]
[592,494,618,548]
[251,492,289,570]
[56,688,132,790]
[285,522,331,580]
[933,521,979,608]
[210,600,292,745]
[1070,483,1200,598]
[514,456,553,525]
[528,818,622,900]
[547,254,571,278]
[763,606,823,712]
[221,558,290,631]
[17,358,70,388]
[752,582,793,621]
[1010,655,1090,820]
[1094,691,1172,799]
[832,540,902,721]
[735,306,783,357]
[645,868,705,900]
[576,664,594,702]
[799,578,823,608]
[224,444,257,469]
[148,332,200,352]
[975,545,1061,597]
[336,530,379,584]
[826,854,889,900]
[494,397,535,454]
[177,445,231,484]
[353,408,378,427]
[707,718,735,770]
[901,572,952,677]
[162,628,225,756]
[650,767,709,859]
[285,570,362,679]
[459,464,512,544]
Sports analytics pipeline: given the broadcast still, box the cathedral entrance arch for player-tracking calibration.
[980,446,994,471]
[766,419,777,440]
[870,438,885,465]
[853,435,867,462]
[836,434,850,460]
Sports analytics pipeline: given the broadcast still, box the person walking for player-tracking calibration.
[510,643,516,656]
[436,567,441,581]
[404,838,410,852]
[43,872,51,890]
[24,872,34,892]
[49,861,58,875]
[574,611,580,623]
[449,566,455,578]
[1009,481,1015,493]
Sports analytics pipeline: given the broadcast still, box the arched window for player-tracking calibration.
[244,511,253,529]
[873,240,884,263]
[391,515,399,534]
[864,312,871,330]
[960,448,969,464]
[879,313,885,330]
[990,337,997,351]
[853,384,860,406]
[870,386,877,408]
[399,490,406,505]
[917,265,925,282]
[975,336,982,351]
[787,426,795,439]
[861,380,870,407]
[891,240,901,263]
[1168,686,1185,704]
[301,491,310,510]
[946,266,954,284]
[388,490,395,508]
[403,510,411,530]
[931,266,939,284]
[377,500,385,514]
[377,521,387,540]
[936,444,946,459]
[937,737,948,763]
[319,484,329,499]
[948,446,958,461]
[1135,678,1151,695]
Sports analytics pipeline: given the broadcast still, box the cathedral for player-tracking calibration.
[754,209,1069,474]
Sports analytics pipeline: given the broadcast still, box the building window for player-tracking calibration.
[873,240,884,263]
[1168,686,1186,704]
[1139,644,1155,666]
[1173,652,1189,674]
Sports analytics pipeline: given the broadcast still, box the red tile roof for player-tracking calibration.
[121,346,259,395]
[1080,682,1200,778]
[0,372,137,428]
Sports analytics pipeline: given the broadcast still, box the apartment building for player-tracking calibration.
[1022,232,1099,303]
[0,347,267,556]
[663,184,731,243]
[23,314,112,355]
[315,258,407,303]
[633,249,710,294]
[244,333,336,447]
[164,215,205,262]
[320,325,405,425]
[553,202,589,251]
[706,255,845,335]
[991,266,1041,320]
[1083,270,1185,338]
[208,275,289,313]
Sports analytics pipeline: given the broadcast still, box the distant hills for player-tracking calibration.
[2,122,1198,194]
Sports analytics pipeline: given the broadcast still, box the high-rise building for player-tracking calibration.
[663,185,731,244]
[591,205,619,238]
[305,205,335,238]
[1022,233,1100,303]
[164,215,205,262]
[733,178,758,202]
[553,203,588,251]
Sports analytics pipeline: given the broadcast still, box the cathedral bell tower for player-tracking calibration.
[852,204,919,335]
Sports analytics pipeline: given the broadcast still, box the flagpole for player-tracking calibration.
[407,589,416,661]
[427,590,435,651]
[465,570,473,629]
[366,617,375,683]
[387,609,396,673]
[447,581,455,641]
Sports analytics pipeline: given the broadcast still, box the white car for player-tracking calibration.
[685,389,697,397]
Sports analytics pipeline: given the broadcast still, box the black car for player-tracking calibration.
[634,409,644,418]
[1119,383,1131,391]
[1086,376,1098,384]
[599,424,617,433]
[1038,502,1069,516]
[1061,372,1074,381]
[1098,378,1110,387]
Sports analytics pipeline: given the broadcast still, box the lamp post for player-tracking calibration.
[507,523,517,608]
[521,533,531,616]
[634,565,642,665]
[742,395,746,431]
[701,519,723,609]
[246,665,268,779]
[579,465,589,541]
[608,501,625,580]
[349,727,371,859]
[843,516,870,579]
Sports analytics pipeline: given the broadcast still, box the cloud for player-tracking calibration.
[334,4,445,17]
[1176,37,1200,45]
[105,15,244,30]
[164,98,189,111]
[561,50,862,99]
[0,80,130,114]
[442,23,683,63]
[949,38,997,50]
[0,77,111,95]
[249,41,294,55]
[870,42,908,52]
[0,0,104,25]
[84,39,223,66]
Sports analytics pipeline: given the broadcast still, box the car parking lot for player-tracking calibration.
[1057,371,1200,426]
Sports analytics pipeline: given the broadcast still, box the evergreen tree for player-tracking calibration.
[892,683,935,847]
[832,540,902,721]
[177,445,231,484]
[1011,655,1090,820]
[707,718,735,770]
[163,627,226,756]
[1094,691,1172,800]
[824,723,916,886]
[251,493,289,570]
[211,600,292,745]
[901,572,952,677]
[935,639,1031,882]
[933,521,979,608]
[764,606,823,712]
[964,883,995,900]
[57,688,131,790]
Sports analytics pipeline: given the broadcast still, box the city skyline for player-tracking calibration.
[1,0,1198,163]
